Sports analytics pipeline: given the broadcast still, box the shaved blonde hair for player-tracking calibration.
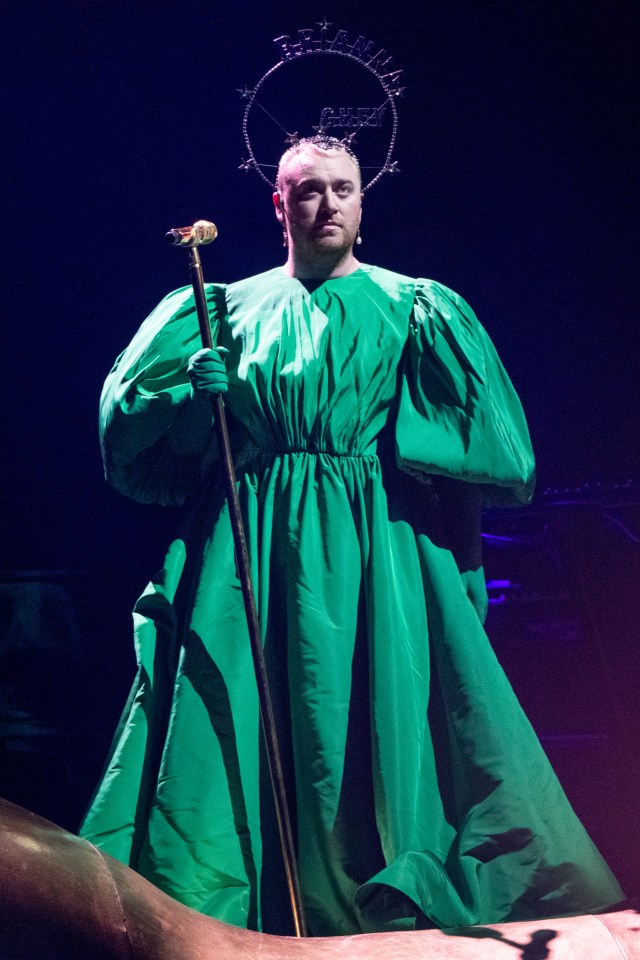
[276,136,361,193]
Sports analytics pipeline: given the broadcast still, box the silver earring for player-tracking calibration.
[355,229,362,245]
[282,228,288,247]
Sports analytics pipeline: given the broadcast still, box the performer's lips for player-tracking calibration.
[315,221,340,232]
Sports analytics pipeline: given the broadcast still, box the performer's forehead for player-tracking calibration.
[277,144,360,188]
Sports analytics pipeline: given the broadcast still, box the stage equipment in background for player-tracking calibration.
[482,480,640,895]
[0,571,87,831]
[238,23,404,190]
[166,221,307,938]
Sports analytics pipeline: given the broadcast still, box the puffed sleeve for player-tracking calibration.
[395,280,535,506]
[99,283,228,506]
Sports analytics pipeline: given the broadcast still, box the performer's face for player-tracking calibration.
[274,147,362,263]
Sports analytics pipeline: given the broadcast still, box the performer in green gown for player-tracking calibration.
[81,138,623,935]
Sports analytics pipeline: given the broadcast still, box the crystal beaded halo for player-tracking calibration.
[238,22,404,192]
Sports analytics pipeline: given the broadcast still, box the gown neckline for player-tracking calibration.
[278,265,365,293]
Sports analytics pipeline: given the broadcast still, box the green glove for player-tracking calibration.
[187,347,229,398]
[460,566,488,625]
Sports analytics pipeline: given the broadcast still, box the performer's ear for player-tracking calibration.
[273,191,284,223]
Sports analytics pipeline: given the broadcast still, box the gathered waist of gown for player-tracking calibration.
[270,448,377,459]
[229,442,382,474]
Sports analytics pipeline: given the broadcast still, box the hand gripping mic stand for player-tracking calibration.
[166,221,307,938]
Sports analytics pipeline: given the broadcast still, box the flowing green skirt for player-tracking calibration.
[81,450,623,934]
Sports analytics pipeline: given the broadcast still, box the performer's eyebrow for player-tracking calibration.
[295,177,356,190]
[294,177,325,190]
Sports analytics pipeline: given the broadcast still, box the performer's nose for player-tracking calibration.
[320,189,338,212]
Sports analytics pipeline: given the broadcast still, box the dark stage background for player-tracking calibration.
[1,0,638,897]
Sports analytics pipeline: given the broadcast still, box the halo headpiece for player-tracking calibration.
[239,23,404,192]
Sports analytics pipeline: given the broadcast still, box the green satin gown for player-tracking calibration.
[81,265,623,934]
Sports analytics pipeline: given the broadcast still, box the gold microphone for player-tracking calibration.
[165,219,218,247]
